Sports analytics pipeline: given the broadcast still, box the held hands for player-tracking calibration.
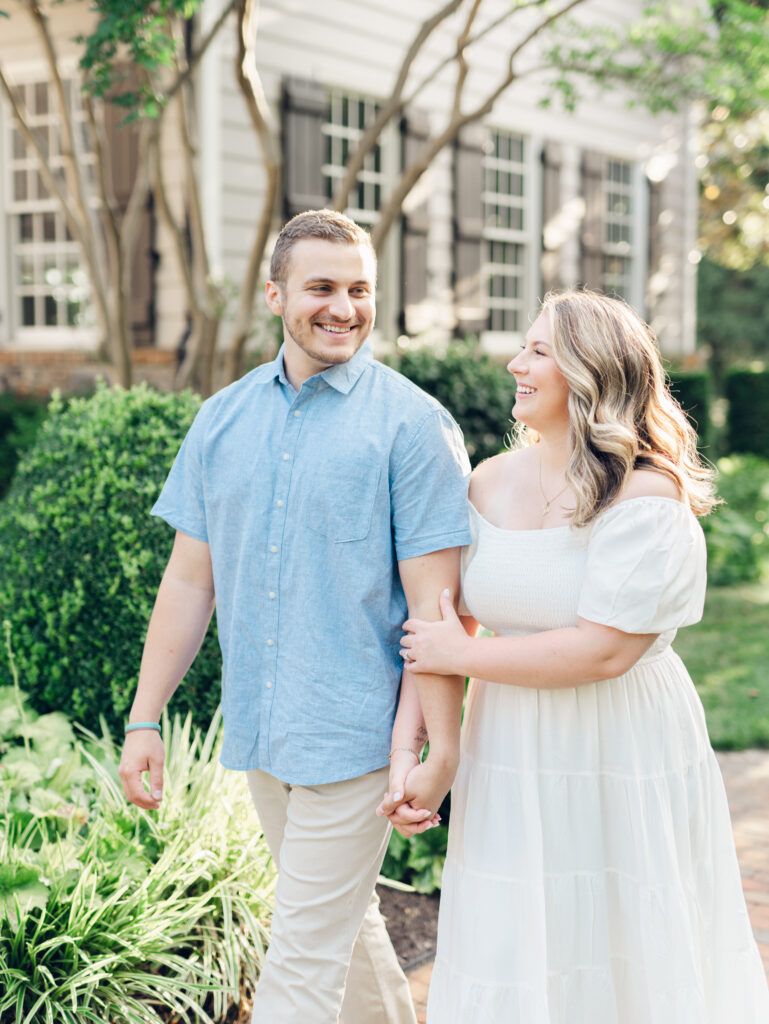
[376,751,458,838]
[118,730,165,810]
[400,588,470,676]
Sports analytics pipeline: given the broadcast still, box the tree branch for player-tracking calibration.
[371,0,588,251]
[25,0,104,277]
[162,0,238,107]
[330,0,464,211]
[224,0,282,384]
[403,0,550,108]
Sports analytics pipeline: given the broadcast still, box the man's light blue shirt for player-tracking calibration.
[151,342,472,784]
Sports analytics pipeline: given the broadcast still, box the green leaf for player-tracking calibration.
[0,865,49,928]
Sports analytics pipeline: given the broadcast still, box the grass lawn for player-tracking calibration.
[674,581,769,750]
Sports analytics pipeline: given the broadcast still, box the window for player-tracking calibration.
[322,92,386,227]
[483,130,528,334]
[6,78,94,336]
[601,158,634,300]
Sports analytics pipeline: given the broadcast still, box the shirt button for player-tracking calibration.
[265,681,273,689]
[269,592,276,600]
[293,410,301,418]
[266,639,274,647]
[270,545,278,553]
[282,452,290,461]
[276,499,284,507]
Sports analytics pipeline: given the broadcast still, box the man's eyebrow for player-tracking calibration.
[302,277,372,287]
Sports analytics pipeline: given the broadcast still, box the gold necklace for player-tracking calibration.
[538,456,569,518]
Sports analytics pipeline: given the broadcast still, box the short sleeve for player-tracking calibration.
[150,405,210,542]
[576,498,707,634]
[391,408,472,561]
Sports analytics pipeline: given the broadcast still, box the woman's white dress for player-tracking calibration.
[427,496,769,1024]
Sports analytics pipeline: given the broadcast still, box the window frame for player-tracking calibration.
[321,87,400,343]
[480,127,540,356]
[2,66,99,348]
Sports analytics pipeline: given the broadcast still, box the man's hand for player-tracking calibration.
[119,730,166,810]
[377,753,458,834]
[376,748,439,837]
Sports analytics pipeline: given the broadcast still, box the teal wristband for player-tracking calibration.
[125,721,161,734]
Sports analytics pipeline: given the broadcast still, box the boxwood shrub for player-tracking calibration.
[389,340,514,465]
[0,392,49,498]
[725,367,769,459]
[0,382,222,735]
[667,369,714,454]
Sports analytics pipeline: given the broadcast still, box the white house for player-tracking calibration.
[0,0,699,393]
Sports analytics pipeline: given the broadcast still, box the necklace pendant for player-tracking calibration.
[542,501,551,516]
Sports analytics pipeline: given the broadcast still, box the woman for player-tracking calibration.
[390,290,769,1022]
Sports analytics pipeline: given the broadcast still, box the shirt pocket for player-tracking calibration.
[307,459,382,543]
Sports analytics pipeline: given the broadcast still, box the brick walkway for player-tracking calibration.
[407,749,769,1022]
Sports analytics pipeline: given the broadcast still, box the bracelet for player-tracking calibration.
[125,721,161,734]
[388,746,420,762]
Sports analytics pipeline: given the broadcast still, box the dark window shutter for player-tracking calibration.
[580,149,604,289]
[453,125,487,336]
[400,108,430,335]
[105,100,154,347]
[282,77,328,219]
[541,141,563,293]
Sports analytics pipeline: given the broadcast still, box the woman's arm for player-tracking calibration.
[400,590,657,689]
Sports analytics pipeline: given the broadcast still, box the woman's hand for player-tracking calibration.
[400,589,472,676]
[376,749,440,837]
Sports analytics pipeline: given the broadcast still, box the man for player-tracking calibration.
[119,209,471,1023]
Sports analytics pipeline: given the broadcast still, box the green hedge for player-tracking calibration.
[0,393,48,499]
[725,368,769,459]
[667,370,714,453]
[0,382,222,736]
[702,453,769,586]
[389,341,514,466]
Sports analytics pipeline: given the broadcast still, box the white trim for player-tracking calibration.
[199,0,224,279]
[526,134,543,315]
[631,160,649,314]
[0,96,9,344]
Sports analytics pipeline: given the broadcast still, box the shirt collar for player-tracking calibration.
[254,342,373,395]
[319,342,373,393]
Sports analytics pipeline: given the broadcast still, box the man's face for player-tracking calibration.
[265,239,376,379]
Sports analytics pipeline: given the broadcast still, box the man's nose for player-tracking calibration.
[328,290,354,320]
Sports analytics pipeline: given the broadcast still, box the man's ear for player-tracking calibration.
[265,280,283,316]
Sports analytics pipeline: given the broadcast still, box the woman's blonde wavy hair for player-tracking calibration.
[516,289,718,526]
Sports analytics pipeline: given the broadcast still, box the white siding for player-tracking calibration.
[0,0,698,356]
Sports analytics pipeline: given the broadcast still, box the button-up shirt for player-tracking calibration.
[151,343,472,784]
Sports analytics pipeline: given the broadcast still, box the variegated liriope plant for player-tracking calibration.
[0,623,275,1024]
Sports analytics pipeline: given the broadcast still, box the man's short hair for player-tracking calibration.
[269,209,377,285]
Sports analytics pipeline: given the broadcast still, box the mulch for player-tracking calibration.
[377,883,440,971]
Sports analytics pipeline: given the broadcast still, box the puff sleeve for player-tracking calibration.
[576,497,707,634]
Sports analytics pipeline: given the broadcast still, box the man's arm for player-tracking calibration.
[118,531,215,809]
[393,547,464,816]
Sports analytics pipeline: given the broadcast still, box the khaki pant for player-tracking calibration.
[247,766,418,1024]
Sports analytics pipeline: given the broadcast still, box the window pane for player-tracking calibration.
[45,295,58,326]
[43,212,56,242]
[19,214,33,242]
[22,296,36,326]
[18,256,34,285]
[14,170,28,201]
[12,128,26,160]
[35,81,49,115]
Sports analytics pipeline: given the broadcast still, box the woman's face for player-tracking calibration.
[507,312,571,435]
